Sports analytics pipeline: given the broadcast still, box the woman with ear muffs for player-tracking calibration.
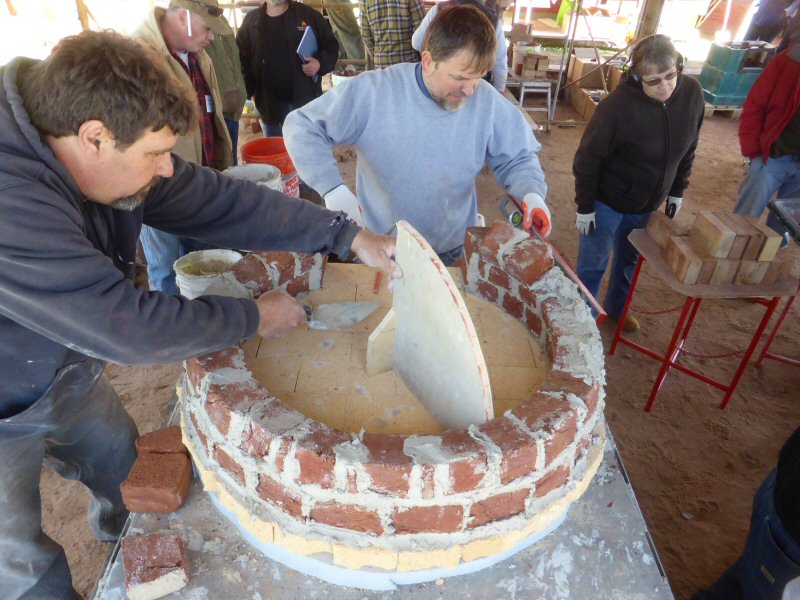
[572,34,705,332]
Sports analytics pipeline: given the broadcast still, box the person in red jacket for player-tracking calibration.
[734,45,800,240]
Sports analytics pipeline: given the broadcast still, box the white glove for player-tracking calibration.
[324,184,361,225]
[665,196,682,219]
[575,211,596,236]
[521,193,552,237]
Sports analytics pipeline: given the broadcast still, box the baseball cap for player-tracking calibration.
[172,0,233,35]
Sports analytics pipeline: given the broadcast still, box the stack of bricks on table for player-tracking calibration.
[648,211,786,286]
[179,224,607,571]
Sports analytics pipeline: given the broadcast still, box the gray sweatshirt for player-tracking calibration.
[284,62,546,254]
[0,57,359,418]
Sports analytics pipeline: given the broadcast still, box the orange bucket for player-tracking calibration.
[241,137,300,197]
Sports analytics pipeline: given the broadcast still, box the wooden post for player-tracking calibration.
[635,0,666,38]
[75,0,90,31]
[5,0,17,17]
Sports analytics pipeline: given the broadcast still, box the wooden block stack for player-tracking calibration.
[520,53,549,80]
[647,211,785,286]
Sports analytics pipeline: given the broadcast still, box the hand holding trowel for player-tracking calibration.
[303,301,380,331]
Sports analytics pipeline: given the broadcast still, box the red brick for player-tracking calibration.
[440,430,487,493]
[392,505,464,534]
[189,413,209,455]
[260,251,296,274]
[421,464,436,499]
[464,226,483,265]
[488,266,511,289]
[285,274,310,297]
[511,393,577,464]
[476,280,499,303]
[525,308,543,336]
[240,398,304,459]
[477,418,537,483]
[215,446,245,486]
[469,489,529,528]
[194,347,241,372]
[311,501,383,535]
[503,238,554,285]
[135,426,188,456]
[540,371,600,422]
[535,466,569,498]
[185,359,206,392]
[256,474,303,518]
[519,285,538,308]
[362,433,413,497]
[503,294,525,320]
[231,254,269,290]
[478,221,516,265]
[295,424,351,489]
[204,398,231,437]
[541,298,570,362]
[347,470,358,493]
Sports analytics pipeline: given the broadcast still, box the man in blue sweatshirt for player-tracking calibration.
[284,4,549,265]
[0,31,396,599]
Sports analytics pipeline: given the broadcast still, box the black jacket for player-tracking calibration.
[237,2,339,122]
[0,57,358,418]
[573,74,705,215]
[776,426,800,542]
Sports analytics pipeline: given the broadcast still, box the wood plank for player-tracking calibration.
[663,236,702,284]
[646,211,689,248]
[714,212,750,259]
[365,308,396,377]
[744,217,783,261]
[709,258,739,285]
[690,211,735,258]
[392,221,493,429]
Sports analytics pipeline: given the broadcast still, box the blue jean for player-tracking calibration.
[260,101,295,138]
[735,154,800,237]
[225,117,239,166]
[576,201,651,319]
[140,227,210,295]
[694,470,800,600]
[438,245,464,267]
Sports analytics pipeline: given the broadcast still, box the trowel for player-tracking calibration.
[303,301,380,331]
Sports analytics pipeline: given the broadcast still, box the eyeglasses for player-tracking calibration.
[187,0,223,17]
[642,70,678,86]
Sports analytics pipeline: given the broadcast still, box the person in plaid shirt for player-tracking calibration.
[134,0,233,296]
[359,0,425,68]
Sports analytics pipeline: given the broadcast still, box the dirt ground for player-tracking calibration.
[40,101,800,600]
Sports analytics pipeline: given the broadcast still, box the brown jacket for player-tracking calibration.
[134,8,232,170]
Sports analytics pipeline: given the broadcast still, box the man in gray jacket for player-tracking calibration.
[0,30,396,599]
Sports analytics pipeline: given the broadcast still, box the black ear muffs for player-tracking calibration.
[626,36,683,89]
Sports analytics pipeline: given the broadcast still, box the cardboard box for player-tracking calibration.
[568,52,612,89]
[520,53,549,80]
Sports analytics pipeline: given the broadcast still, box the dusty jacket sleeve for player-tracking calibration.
[236,16,256,98]
[493,24,508,92]
[739,58,779,158]
[312,9,340,76]
[0,182,258,366]
[485,90,547,200]
[144,157,359,259]
[573,99,617,214]
[284,79,371,196]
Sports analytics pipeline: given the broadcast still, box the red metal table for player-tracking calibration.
[609,230,798,411]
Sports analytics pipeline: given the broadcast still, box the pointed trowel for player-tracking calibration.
[303,301,381,331]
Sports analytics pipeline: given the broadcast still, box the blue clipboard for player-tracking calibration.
[297,27,320,83]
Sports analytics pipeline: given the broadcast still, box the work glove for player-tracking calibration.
[665,196,682,219]
[521,193,551,237]
[575,211,596,236]
[324,184,361,225]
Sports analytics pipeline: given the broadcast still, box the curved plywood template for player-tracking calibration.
[392,221,493,428]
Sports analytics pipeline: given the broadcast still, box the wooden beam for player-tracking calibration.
[635,0,666,38]
[75,0,90,31]
[5,0,17,17]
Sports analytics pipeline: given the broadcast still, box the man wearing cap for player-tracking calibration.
[134,0,234,295]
